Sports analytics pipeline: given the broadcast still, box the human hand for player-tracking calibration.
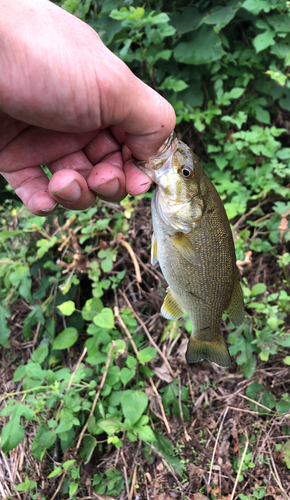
[0,0,175,215]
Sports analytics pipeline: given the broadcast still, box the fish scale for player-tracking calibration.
[134,132,244,367]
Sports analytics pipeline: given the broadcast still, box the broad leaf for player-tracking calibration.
[52,327,78,350]
[121,390,148,425]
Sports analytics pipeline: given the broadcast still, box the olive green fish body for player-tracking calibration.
[135,133,244,367]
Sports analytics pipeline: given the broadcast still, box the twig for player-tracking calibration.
[144,441,183,490]
[238,393,275,413]
[114,304,139,357]
[208,406,229,486]
[123,466,130,500]
[129,464,137,500]
[178,376,191,442]
[268,442,290,499]
[149,377,171,434]
[228,406,261,415]
[76,342,114,449]
[117,233,142,283]
[51,470,67,500]
[120,291,175,378]
[136,254,159,280]
[187,371,195,403]
[56,347,87,421]
[0,479,6,499]
[231,431,249,500]
[0,450,21,499]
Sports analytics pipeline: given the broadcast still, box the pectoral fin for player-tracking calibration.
[226,274,245,327]
[170,232,200,266]
[186,334,231,368]
[151,232,158,266]
[161,287,186,320]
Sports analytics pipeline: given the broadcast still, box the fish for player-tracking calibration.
[134,132,244,367]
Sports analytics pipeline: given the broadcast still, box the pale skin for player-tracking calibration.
[0,0,176,215]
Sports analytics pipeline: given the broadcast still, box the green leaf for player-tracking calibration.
[126,355,137,368]
[97,418,124,435]
[242,355,256,379]
[121,390,148,425]
[31,345,49,364]
[120,367,136,386]
[159,76,188,92]
[137,347,157,363]
[57,301,76,316]
[204,3,240,32]
[1,418,24,452]
[0,230,22,240]
[69,482,78,498]
[36,236,57,258]
[55,418,74,434]
[47,466,62,479]
[14,364,27,382]
[284,356,290,365]
[242,0,272,15]
[80,435,97,464]
[39,430,57,449]
[251,283,266,295]
[93,308,114,329]
[52,327,78,350]
[170,7,204,34]
[253,31,275,53]
[267,14,290,33]
[134,423,156,442]
[255,106,270,124]
[0,304,11,347]
[9,264,30,286]
[63,459,76,469]
[101,0,120,13]
[174,25,224,65]
[226,87,245,99]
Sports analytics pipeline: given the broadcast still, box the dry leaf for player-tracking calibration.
[191,493,209,500]
[145,386,160,414]
[156,459,165,472]
[176,338,188,359]
[188,463,203,490]
[154,363,173,383]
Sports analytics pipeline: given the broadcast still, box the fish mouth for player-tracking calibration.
[133,131,177,179]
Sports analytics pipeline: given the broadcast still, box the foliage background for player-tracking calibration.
[1,0,290,499]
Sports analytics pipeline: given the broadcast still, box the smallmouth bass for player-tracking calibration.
[134,132,244,367]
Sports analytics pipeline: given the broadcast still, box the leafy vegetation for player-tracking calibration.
[1,0,290,499]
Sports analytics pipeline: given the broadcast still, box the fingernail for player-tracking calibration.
[41,202,58,214]
[52,179,81,201]
[91,177,119,197]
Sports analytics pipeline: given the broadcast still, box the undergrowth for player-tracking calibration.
[1,0,290,499]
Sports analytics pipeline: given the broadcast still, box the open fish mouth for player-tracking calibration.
[133,131,177,173]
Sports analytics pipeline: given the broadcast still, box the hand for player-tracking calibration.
[0,0,175,215]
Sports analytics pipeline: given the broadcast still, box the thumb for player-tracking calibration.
[97,48,176,160]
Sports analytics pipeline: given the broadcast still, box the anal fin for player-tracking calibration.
[161,287,186,320]
[170,232,200,266]
[186,334,231,368]
[226,273,245,327]
[151,232,158,266]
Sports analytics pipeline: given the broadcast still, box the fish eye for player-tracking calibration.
[179,164,194,180]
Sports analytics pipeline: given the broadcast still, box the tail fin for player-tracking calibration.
[186,334,231,367]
